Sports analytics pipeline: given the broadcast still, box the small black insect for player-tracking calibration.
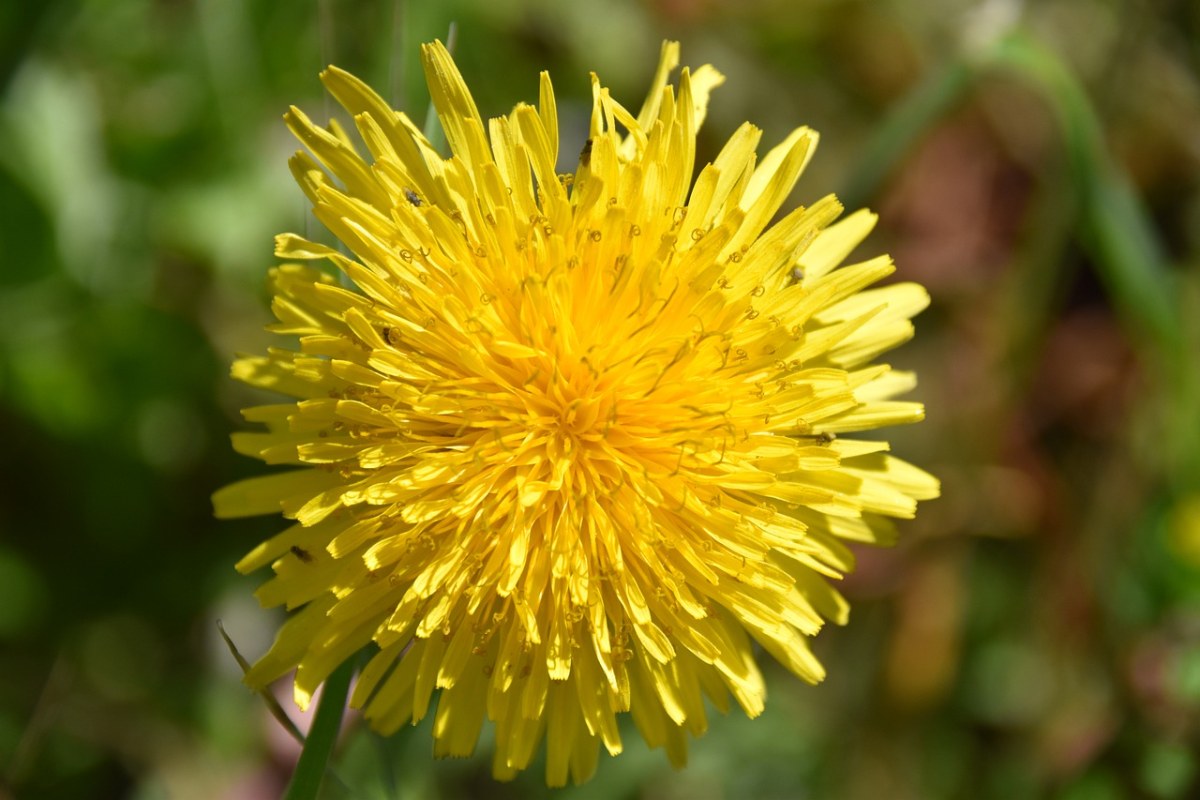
[404,188,422,206]
[290,545,314,563]
[579,138,593,167]
[788,266,804,286]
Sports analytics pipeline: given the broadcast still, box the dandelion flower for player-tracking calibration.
[215,40,939,785]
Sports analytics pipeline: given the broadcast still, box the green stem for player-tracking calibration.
[283,659,355,800]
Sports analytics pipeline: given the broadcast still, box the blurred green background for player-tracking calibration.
[2,0,1199,798]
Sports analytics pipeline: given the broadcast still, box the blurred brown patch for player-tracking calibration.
[1027,308,1139,439]
[881,108,1035,300]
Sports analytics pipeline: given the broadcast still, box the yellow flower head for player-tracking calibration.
[215,41,938,785]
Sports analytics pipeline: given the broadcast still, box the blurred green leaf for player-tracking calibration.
[0,164,57,286]
[0,546,47,638]
[1060,770,1124,800]
[1140,741,1195,799]
[1172,645,1200,705]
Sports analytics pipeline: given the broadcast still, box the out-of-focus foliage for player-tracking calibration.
[1,1,1198,798]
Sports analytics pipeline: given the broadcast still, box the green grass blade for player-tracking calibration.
[216,621,306,745]
[989,34,1182,362]
[283,658,356,800]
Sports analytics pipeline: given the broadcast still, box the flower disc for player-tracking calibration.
[215,40,939,785]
